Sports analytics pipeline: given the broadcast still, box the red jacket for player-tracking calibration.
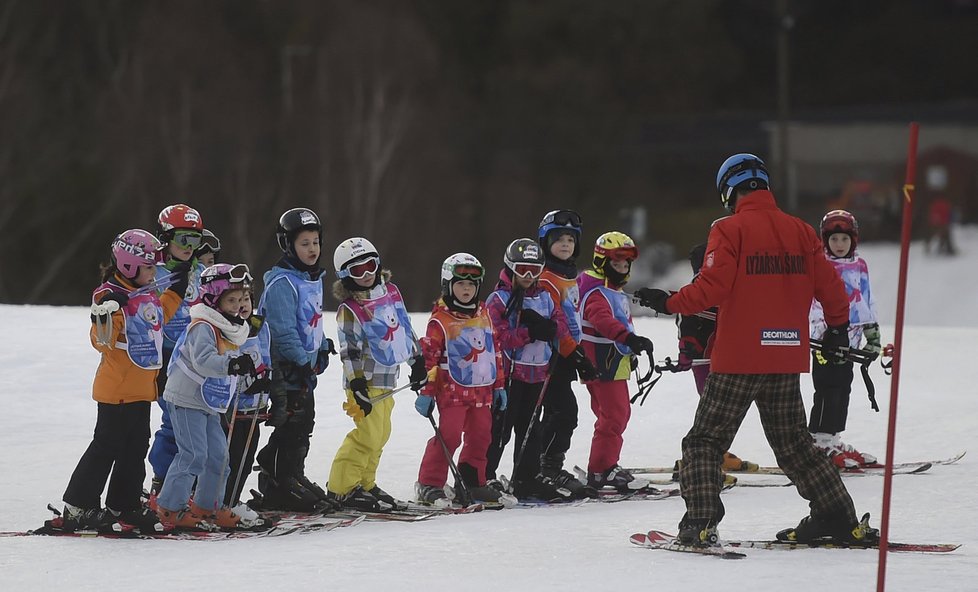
[666,190,848,374]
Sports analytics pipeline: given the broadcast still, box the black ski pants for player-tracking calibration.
[808,355,854,434]
[486,379,543,481]
[538,356,578,458]
[63,401,151,512]
[256,387,314,480]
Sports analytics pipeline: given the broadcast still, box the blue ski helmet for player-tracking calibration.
[537,209,583,259]
[716,153,769,212]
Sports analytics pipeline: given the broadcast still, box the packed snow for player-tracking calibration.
[2,227,977,592]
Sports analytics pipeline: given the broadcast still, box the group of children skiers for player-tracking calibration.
[60,189,881,540]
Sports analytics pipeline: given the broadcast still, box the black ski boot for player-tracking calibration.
[587,464,649,493]
[676,515,719,547]
[777,512,879,544]
[540,454,598,499]
[327,485,393,513]
[56,504,117,532]
[115,506,171,534]
[257,470,331,513]
[368,485,408,511]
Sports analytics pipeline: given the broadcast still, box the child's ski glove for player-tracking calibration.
[520,309,557,342]
[624,333,654,356]
[493,388,508,411]
[569,346,599,381]
[863,324,882,357]
[228,354,257,377]
[821,323,850,364]
[349,377,372,417]
[409,357,428,391]
[415,394,435,418]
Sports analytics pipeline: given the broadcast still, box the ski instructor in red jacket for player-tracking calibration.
[634,153,880,549]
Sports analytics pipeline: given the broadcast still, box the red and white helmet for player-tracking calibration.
[112,229,161,279]
[820,209,859,256]
[199,263,253,308]
[158,204,204,235]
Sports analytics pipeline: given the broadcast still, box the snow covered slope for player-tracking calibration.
[1,230,976,592]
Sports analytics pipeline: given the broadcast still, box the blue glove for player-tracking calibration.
[493,388,507,411]
[415,394,435,418]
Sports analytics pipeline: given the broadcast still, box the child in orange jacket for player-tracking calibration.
[57,229,187,534]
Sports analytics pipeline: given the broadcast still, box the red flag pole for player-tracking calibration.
[876,122,919,591]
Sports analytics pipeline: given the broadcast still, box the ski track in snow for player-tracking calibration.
[2,229,977,591]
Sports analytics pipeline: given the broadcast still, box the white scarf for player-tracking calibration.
[189,304,250,346]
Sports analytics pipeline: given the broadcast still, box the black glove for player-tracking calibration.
[314,341,335,374]
[520,309,557,342]
[821,323,850,364]
[228,354,257,377]
[634,287,670,314]
[349,376,372,417]
[409,357,428,392]
[243,371,272,395]
[624,333,654,356]
[266,391,289,428]
[569,346,599,381]
[167,261,193,297]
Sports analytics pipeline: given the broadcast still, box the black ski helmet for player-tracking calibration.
[276,208,322,257]
[503,238,546,278]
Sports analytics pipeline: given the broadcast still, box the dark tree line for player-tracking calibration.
[2,0,977,307]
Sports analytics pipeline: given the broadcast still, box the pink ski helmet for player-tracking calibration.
[199,263,253,308]
[111,229,161,279]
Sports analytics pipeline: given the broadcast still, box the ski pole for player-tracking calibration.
[427,413,472,506]
[510,352,558,487]
[367,382,414,405]
[129,272,181,298]
[94,310,113,347]
[229,394,265,507]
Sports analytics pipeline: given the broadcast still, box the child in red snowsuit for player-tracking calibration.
[415,253,514,507]
[577,232,654,493]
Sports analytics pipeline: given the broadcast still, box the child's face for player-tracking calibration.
[514,273,536,289]
[452,280,478,304]
[293,230,321,266]
[133,264,156,287]
[827,233,852,258]
[238,293,253,318]
[609,258,631,274]
[549,233,576,261]
[198,252,216,267]
[167,233,199,262]
[218,288,249,317]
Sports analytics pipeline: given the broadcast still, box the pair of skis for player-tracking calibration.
[629,529,960,559]
[625,450,965,479]
[2,509,365,541]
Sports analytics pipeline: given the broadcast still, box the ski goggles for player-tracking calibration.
[338,256,380,280]
[171,230,203,250]
[196,233,221,254]
[202,263,253,287]
[511,262,544,279]
[451,264,484,281]
[541,210,582,229]
[603,247,638,262]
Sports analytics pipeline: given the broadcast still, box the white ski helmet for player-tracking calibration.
[334,237,380,277]
[440,252,484,301]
